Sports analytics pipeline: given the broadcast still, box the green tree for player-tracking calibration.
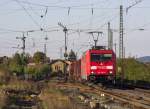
[21,53,30,65]
[13,53,22,65]
[9,53,30,76]
[33,51,46,64]
[24,64,51,80]
[9,53,24,75]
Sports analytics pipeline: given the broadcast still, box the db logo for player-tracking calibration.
[98,66,106,69]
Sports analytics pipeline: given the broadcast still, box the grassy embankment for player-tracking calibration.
[117,58,150,84]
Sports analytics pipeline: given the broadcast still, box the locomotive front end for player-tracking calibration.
[89,50,116,82]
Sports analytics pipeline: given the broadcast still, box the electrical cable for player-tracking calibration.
[0,0,13,7]
[13,0,42,29]
[11,0,118,10]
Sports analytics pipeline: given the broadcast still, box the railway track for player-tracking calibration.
[88,83,150,109]
[134,88,150,95]
[48,79,150,109]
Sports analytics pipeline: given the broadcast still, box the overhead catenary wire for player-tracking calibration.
[0,0,13,7]
[126,0,144,13]
[24,0,41,17]
[11,0,118,10]
[1,0,150,57]
[13,0,42,29]
[0,0,125,32]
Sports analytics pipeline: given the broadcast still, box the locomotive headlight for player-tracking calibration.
[109,71,113,74]
[91,71,94,74]
[106,66,113,70]
[91,66,97,70]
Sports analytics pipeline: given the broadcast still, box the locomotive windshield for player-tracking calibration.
[91,53,112,62]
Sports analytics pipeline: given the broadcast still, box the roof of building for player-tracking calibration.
[50,59,71,65]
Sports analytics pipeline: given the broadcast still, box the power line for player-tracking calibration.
[126,0,144,13]
[13,0,42,29]
[0,0,13,7]
[11,0,118,10]
[0,27,23,33]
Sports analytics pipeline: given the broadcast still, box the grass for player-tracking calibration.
[39,82,88,109]
[0,88,7,109]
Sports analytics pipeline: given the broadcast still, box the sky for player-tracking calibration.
[0,0,150,59]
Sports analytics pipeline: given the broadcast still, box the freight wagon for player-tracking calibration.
[69,60,81,82]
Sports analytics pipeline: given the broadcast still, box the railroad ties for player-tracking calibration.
[88,83,150,109]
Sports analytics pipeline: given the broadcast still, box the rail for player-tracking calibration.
[89,84,150,109]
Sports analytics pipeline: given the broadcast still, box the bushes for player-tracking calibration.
[117,58,150,83]
[0,65,11,84]
[8,53,30,76]
[0,52,51,81]
[9,64,24,76]
[24,64,51,81]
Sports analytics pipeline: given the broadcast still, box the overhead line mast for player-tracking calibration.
[119,5,124,85]
[126,0,144,13]
[58,22,68,60]
[119,5,124,59]
[58,22,68,81]
[108,22,113,50]
[16,32,26,55]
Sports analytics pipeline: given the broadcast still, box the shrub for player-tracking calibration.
[24,64,51,81]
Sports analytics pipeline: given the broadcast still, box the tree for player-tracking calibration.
[12,53,22,65]
[9,53,24,75]
[21,53,30,65]
[24,64,51,80]
[68,49,77,61]
[33,51,46,64]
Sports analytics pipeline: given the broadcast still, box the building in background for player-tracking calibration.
[50,59,70,74]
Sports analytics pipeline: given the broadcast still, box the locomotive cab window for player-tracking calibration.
[91,54,112,62]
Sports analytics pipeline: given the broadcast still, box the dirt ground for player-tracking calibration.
[39,82,90,109]
[0,78,91,109]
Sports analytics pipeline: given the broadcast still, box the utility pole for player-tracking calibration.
[124,47,125,59]
[58,22,68,60]
[58,22,68,81]
[16,32,26,78]
[110,30,113,50]
[43,36,48,63]
[119,5,124,85]
[44,36,48,55]
[114,42,117,54]
[108,22,111,49]
[119,5,124,59]
[44,43,46,56]
[43,29,59,58]
[16,32,26,55]
[108,22,113,50]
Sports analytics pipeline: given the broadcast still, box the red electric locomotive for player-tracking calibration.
[80,46,116,82]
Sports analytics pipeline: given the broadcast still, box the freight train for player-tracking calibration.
[69,46,116,83]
